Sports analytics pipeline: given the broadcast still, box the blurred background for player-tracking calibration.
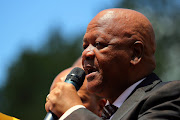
[0,0,179,119]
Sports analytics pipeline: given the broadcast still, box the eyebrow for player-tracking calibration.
[83,33,100,40]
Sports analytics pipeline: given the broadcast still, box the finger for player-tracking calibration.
[45,94,54,112]
[45,100,52,112]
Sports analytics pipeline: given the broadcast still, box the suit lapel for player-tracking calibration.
[112,88,145,120]
[112,73,161,120]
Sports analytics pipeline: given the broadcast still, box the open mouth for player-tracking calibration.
[84,66,97,75]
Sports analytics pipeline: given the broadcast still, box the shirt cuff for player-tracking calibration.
[59,105,85,120]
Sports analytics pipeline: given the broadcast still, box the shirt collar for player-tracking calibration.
[106,78,145,108]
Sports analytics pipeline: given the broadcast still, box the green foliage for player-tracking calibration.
[0,30,83,120]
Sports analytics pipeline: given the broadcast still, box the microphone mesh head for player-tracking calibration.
[66,67,86,90]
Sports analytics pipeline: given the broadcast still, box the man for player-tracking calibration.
[45,8,180,119]
[50,66,106,117]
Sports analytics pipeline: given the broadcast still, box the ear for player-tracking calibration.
[97,98,107,117]
[130,41,144,65]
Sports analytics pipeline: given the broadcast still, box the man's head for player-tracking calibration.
[50,66,106,117]
[82,8,156,102]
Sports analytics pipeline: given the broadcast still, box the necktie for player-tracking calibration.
[101,104,118,119]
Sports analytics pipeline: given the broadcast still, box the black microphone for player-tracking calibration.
[44,67,86,120]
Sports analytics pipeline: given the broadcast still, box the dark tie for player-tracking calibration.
[101,104,118,120]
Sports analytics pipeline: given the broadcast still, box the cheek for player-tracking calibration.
[99,51,130,78]
[94,49,109,67]
[104,50,130,66]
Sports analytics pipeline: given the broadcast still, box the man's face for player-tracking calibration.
[82,14,132,98]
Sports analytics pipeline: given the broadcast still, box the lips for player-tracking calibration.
[84,65,99,82]
[84,65,97,75]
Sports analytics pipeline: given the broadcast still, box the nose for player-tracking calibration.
[82,44,95,60]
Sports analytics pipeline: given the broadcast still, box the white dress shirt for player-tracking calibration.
[59,78,144,120]
[108,78,144,119]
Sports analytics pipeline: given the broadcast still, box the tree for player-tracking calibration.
[0,29,83,120]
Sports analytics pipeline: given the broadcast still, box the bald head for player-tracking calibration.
[88,8,156,78]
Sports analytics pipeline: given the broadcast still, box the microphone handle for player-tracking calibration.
[44,67,85,120]
[44,79,80,120]
[44,111,58,120]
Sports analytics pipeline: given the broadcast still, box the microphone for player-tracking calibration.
[44,67,86,120]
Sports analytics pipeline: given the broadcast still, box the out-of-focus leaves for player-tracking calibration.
[0,29,83,120]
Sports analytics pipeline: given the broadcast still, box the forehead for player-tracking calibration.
[83,30,112,43]
[84,14,126,42]
[83,23,116,43]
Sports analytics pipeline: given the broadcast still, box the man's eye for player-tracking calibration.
[95,42,106,49]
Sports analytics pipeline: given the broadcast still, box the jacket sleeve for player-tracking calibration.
[64,108,102,120]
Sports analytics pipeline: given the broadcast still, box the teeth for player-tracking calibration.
[85,66,96,74]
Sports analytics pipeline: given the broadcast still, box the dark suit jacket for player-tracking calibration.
[65,73,180,120]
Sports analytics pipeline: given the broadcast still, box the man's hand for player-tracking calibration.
[45,81,83,118]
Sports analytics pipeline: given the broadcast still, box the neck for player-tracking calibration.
[106,86,128,104]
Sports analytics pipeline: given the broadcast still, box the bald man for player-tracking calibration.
[50,66,106,117]
[45,8,180,120]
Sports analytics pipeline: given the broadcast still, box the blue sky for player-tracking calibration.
[0,0,119,87]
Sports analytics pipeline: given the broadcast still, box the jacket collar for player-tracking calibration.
[111,73,161,120]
